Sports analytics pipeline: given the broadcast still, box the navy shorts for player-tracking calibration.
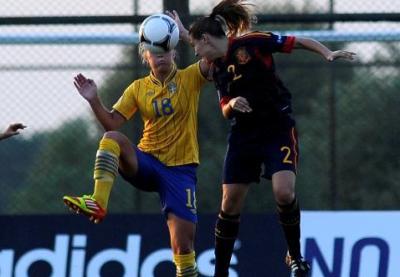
[120,147,198,223]
[223,127,299,184]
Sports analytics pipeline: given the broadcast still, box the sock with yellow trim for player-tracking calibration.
[173,251,198,277]
[214,211,240,277]
[277,197,301,259]
[92,137,120,209]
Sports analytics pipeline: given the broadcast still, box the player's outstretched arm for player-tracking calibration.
[73,73,125,131]
[165,10,190,44]
[165,10,212,80]
[0,123,26,141]
[294,37,356,62]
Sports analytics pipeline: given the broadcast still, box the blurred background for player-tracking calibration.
[1,0,400,216]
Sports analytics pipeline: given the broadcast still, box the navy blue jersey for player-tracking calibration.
[213,31,296,133]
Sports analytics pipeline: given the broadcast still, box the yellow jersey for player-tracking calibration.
[113,62,207,166]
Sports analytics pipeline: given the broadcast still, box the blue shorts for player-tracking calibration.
[120,147,198,223]
[223,127,299,183]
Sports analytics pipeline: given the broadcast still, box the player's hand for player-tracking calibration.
[1,123,26,139]
[229,97,252,113]
[165,10,189,42]
[74,73,98,102]
[327,50,356,62]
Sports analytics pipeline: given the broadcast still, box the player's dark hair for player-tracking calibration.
[189,0,255,39]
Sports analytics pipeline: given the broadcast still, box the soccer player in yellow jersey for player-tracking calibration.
[63,13,209,277]
[0,123,26,141]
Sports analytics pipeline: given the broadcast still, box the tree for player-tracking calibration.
[0,135,44,213]
[8,119,99,213]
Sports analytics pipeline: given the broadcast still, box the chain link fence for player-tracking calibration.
[1,0,399,214]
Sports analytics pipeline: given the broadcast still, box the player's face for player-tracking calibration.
[145,50,175,73]
[190,34,218,63]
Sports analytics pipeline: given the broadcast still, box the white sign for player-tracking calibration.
[302,211,400,277]
[0,234,238,277]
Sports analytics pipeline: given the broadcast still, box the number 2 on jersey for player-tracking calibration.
[227,65,242,81]
[280,146,293,164]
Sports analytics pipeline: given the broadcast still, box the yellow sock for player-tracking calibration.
[93,179,113,209]
[92,137,120,209]
[173,252,198,277]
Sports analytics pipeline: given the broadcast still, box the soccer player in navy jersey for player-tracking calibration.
[185,0,355,276]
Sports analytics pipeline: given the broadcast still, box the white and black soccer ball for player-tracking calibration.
[139,14,180,53]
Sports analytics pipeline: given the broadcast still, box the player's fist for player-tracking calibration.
[229,96,252,113]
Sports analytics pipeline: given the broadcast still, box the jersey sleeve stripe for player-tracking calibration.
[238,31,272,40]
[220,96,231,109]
[290,127,299,171]
[282,36,296,53]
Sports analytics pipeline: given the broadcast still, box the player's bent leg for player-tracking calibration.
[63,132,129,223]
[167,213,198,277]
[63,136,120,223]
[94,130,143,209]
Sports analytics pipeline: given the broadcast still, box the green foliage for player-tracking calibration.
[5,119,99,213]
[0,135,44,213]
[335,70,400,209]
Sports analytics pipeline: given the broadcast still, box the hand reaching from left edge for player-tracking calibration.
[0,123,27,140]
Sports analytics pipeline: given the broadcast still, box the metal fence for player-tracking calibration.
[1,0,399,214]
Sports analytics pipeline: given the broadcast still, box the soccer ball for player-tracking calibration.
[139,14,180,53]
